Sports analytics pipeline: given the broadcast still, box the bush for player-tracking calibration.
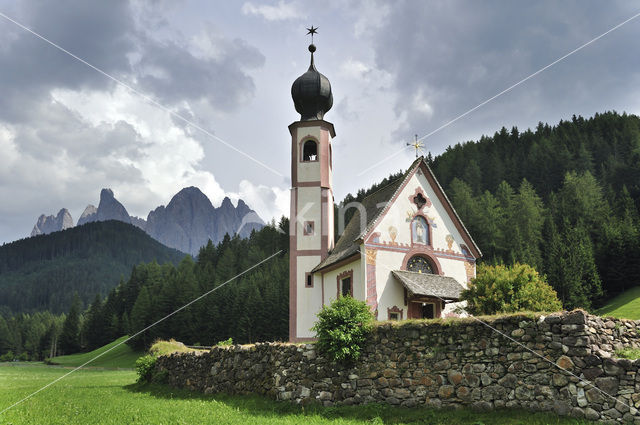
[216,337,233,347]
[311,296,374,363]
[148,339,192,357]
[462,263,562,315]
[135,354,157,383]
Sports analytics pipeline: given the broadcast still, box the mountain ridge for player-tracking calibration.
[29,186,264,256]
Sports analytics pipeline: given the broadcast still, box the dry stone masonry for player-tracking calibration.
[155,310,640,424]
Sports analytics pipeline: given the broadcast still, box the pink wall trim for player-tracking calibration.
[297,181,321,187]
[290,127,297,187]
[289,187,298,342]
[363,242,475,263]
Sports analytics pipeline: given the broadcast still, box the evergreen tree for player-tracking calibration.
[59,294,81,354]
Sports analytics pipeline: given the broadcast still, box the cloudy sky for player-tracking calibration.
[0,0,639,244]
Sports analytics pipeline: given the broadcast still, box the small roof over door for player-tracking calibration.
[392,270,465,301]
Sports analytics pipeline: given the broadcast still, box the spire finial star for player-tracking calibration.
[406,134,425,158]
[306,25,318,43]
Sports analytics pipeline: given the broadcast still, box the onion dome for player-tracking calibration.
[291,44,333,121]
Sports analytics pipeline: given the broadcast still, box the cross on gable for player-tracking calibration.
[406,134,424,158]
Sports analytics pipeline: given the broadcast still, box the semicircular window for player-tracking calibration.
[407,255,434,274]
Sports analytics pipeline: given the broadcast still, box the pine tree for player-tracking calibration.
[59,294,82,354]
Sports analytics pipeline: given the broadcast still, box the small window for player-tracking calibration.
[341,277,352,297]
[388,306,403,320]
[303,221,314,235]
[413,193,427,209]
[302,140,318,161]
[306,273,313,288]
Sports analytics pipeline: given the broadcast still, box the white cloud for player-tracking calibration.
[412,88,434,118]
[0,125,19,176]
[48,86,228,217]
[241,1,304,21]
[340,59,371,80]
[229,179,289,222]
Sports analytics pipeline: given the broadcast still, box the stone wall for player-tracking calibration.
[155,311,640,424]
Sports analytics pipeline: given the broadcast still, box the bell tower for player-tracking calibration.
[289,32,335,341]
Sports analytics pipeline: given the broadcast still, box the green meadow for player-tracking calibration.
[0,364,595,425]
[595,287,640,320]
[49,336,141,369]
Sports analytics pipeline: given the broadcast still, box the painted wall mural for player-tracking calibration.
[388,226,398,244]
[411,216,429,245]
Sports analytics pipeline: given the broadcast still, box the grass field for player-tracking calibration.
[49,336,142,369]
[595,286,640,320]
[0,364,596,425]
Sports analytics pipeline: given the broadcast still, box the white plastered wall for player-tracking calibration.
[296,186,322,251]
[369,167,476,319]
[319,258,363,306]
[296,255,322,338]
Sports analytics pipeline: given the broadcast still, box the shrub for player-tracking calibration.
[148,339,192,357]
[462,263,562,315]
[312,296,374,363]
[135,354,157,383]
[216,337,233,347]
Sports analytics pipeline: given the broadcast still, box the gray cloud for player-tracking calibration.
[369,0,640,146]
[135,32,264,110]
[0,0,267,243]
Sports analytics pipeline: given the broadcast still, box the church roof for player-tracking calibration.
[391,270,465,300]
[312,157,481,273]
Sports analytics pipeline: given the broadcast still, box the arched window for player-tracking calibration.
[302,140,318,161]
[411,216,429,245]
[407,255,434,274]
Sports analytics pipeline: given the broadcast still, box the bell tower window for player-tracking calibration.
[302,140,318,161]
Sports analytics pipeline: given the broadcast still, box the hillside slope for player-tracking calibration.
[50,335,141,368]
[595,287,640,320]
[0,221,187,314]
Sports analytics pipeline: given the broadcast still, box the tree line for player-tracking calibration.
[0,220,185,314]
[428,111,640,308]
[0,219,289,359]
[2,111,639,359]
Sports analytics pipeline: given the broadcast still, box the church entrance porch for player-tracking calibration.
[391,270,466,320]
[407,296,443,319]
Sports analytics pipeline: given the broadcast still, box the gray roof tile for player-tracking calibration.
[392,270,465,300]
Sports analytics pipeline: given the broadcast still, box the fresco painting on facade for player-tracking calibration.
[445,234,454,251]
[365,248,378,315]
[387,226,397,244]
[411,216,429,245]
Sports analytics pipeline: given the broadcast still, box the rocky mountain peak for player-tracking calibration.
[31,208,74,236]
[96,188,131,224]
[29,186,263,256]
[220,196,234,209]
[77,205,98,226]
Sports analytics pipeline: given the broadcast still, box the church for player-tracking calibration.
[288,37,481,341]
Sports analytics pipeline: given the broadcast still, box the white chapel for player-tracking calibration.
[288,38,481,342]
